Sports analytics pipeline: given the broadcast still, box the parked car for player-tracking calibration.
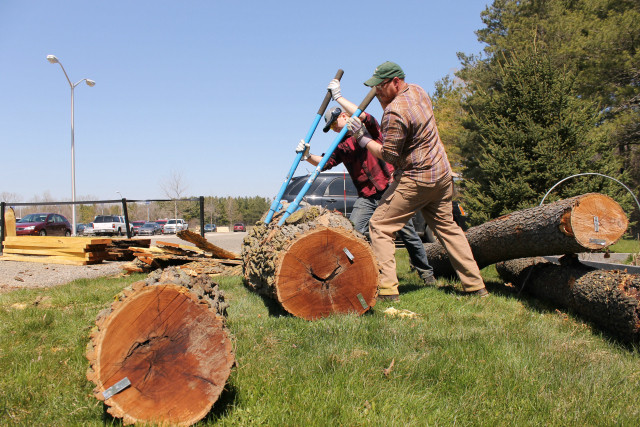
[163,219,187,234]
[83,223,94,235]
[281,171,468,243]
[155,219,168,230]
[16,213,72,236]
[76,223,87,235]
[204,223,217,233]
[92,215,132,236]
[234,223,246,232]
[138,222,163,236]
[130,220,146,236]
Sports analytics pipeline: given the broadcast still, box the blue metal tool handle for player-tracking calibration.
[264,69,344,224]
[277,87,377,226]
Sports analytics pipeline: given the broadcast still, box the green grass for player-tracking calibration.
[2,253,640,426]
[608,236,640,254]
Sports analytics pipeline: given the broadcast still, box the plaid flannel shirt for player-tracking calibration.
[380,84,451,183]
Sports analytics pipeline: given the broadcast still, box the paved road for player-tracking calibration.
[131,231,247,254]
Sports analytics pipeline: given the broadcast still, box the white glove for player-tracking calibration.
[327,79,342,101]
[346,117,373,148]
[295,139,311,161]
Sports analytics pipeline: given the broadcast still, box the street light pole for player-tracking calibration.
[116,191,124,215]
[47,55,95,236]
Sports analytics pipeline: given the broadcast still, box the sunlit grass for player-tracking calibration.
[1,252,640,426]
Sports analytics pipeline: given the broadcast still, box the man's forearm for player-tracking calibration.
[363,140,384,160]
[306,154,322,166]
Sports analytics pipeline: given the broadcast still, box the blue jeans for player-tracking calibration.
[350,192,434,280]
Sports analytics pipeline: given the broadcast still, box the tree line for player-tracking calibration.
[432,0,638,226]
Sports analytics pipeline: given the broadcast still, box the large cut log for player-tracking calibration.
[242,206,379,320]
[86,268,235,426]
[425,193,628,277]
[496,256,640,343]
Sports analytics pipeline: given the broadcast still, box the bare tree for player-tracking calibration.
[205,196,220,225]
[225,197,239,226]
[160,169,189,220]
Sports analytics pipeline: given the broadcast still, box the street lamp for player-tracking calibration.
[116,191,123,215]
[47,55,95,236]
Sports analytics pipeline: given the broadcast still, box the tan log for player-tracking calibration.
[86,268,234,426]
[242,206,379,320]
[425,193,628,277]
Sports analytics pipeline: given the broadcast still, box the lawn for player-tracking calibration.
[1,252,640,426]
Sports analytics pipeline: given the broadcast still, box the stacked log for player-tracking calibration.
[496,257,640,343]
[425,193,628,277]
[242,206,379,320]
[86,268,234,426]
[1,236,112,265]
[106,239,150,261]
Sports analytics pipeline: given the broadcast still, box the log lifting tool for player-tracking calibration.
[277,87,377,226]
[264,69,344,225]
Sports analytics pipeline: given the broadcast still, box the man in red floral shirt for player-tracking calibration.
[295,80,435,286]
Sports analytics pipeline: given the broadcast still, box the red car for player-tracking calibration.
[233,223,246,232]
[16,213,72,236]
[131,220,146,236]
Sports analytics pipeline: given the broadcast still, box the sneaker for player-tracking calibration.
[467,288,489,297]
[377,294,400,302]
[422,275,436,285]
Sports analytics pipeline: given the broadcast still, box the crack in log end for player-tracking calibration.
[304,255,346,292]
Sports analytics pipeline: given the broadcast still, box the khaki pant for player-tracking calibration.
[369,174,484,295]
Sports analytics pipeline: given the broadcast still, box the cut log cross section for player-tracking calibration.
[243,206,379,320]
[87,269,234,426]
[276,227,378,320]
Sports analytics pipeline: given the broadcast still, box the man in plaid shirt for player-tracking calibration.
[296,84,436,285]
[346,62,487,301]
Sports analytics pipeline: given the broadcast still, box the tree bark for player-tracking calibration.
[425,193,628,277]
[86,268,234,426]
[242,206,379,320]
[495,257,640,344]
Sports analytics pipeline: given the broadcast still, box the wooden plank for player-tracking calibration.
[3,236,112,245]
[156,241,206,254]
[3,248,107,256]
[0,254,101,265]
[4,208,16,237]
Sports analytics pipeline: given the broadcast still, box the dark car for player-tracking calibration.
[131,220,146,236]
[138,222,162,236]
[16,213,72,237]
[281,171,468,243]
[204,224,217,233]
[76,223,86,235]
[233,223,246,232]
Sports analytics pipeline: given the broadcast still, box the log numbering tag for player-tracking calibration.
[343,247,354,262]
[102,377,131,400]
[589,238,606,246]
[357,293,368,310]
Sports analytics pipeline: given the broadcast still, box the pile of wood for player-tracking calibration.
[242,205,380,320]
[122,240,242,277]
[86,267,235,426]
[1,236,113,265]
[106,239,150,261]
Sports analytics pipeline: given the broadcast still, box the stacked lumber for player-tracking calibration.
[86,267,234,425]
[122,240,241,276]
[1,236,112,265]
[106,239,150,261]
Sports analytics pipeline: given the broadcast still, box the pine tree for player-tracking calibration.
[461,49,625,224]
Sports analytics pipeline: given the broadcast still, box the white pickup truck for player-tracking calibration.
[163,219,188,234]
[91,215,132,236]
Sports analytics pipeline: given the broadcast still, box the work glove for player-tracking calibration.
[295,139,311,161]
[346,116,373,148]
[327,79,342,101]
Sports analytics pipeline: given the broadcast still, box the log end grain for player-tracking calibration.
[275,226,379,320]
[86,268,234,426]
[570,193,628,250]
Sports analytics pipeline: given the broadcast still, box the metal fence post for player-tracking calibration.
[122,198,131,239]
[0,202,5,254]
[199,196,205,237]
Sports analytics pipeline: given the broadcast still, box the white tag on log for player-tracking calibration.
[343,247,354,261]
[357,293,368,310]
[102,377,131,400]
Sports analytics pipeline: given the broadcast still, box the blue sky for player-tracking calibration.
[0,0,489,202]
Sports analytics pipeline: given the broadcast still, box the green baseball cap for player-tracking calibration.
[363,61,405,87]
